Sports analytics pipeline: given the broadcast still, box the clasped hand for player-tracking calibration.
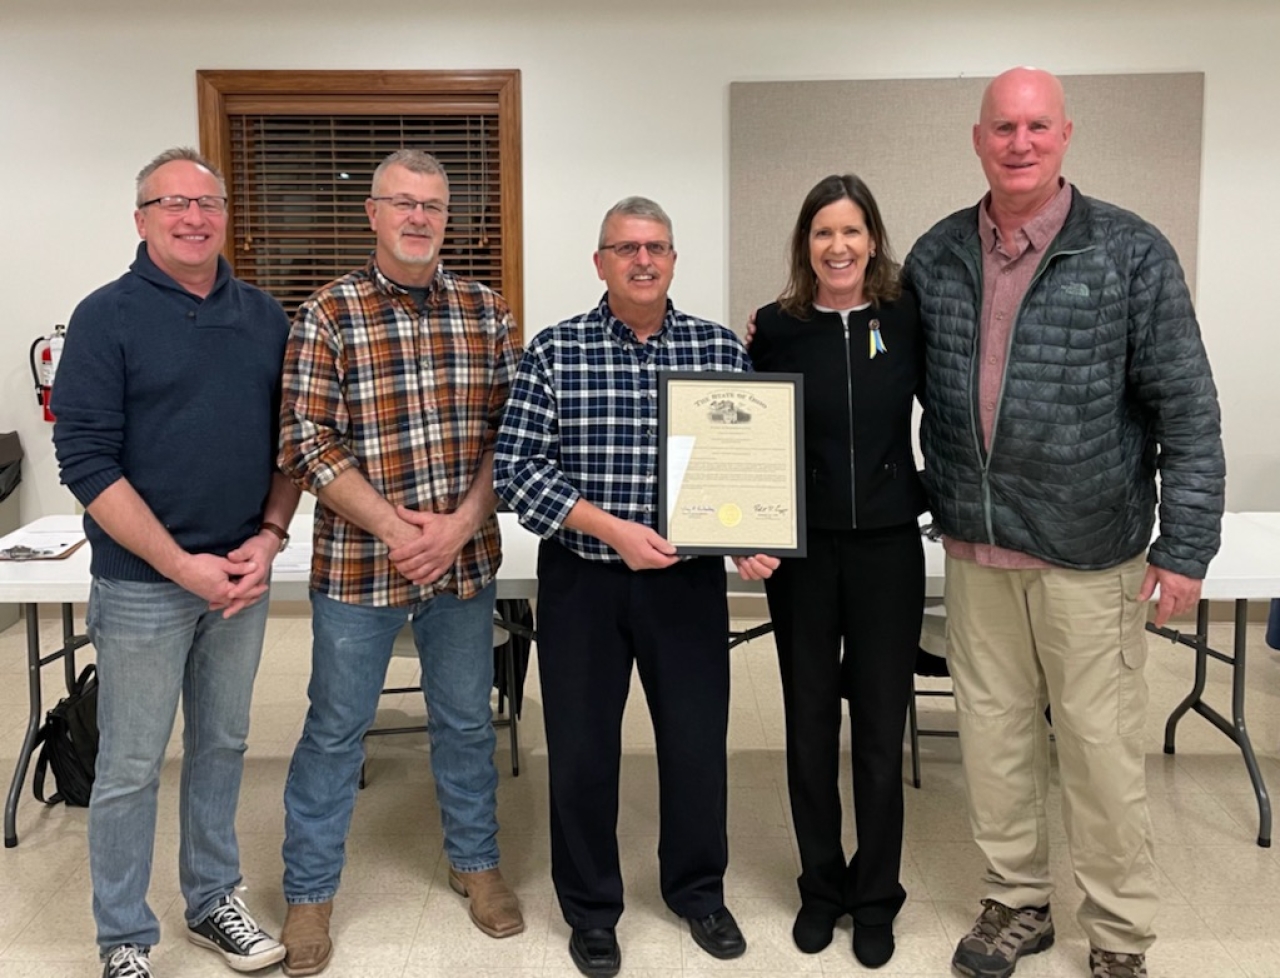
[179,531,277,618]
[386,505,471,585]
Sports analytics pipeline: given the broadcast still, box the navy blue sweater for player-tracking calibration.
[52,244,290,582]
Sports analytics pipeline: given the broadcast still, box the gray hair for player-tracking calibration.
[371,149,450,196]
[598,196,674,249]
[136,147,225,206]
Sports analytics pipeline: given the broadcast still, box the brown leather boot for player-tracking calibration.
[281,901,334,976]
[449,867,525,938]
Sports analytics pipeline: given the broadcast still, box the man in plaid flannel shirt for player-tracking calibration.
[276,150,523,976]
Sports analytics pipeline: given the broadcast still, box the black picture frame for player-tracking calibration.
[656,371,806,557]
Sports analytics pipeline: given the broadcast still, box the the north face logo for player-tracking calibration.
[1060,282,1090,297]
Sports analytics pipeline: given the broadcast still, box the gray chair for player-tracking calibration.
[907,601,957,789]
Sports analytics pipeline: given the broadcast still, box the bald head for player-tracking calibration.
[973,67,1073,225]
[979,67,1067,126]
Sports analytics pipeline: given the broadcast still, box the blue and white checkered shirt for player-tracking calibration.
[494,294,751,561]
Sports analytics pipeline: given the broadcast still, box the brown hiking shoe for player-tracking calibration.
[281,901,333,976]
[1090,947,1148,978]
[952,899,1054,978]
[449,866,525,938]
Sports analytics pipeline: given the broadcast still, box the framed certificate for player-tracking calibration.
[657,371,806,556]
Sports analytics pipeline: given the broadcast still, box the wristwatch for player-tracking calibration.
[260,521,291,552]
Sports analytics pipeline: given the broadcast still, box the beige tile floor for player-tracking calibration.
[1,608,1280,977]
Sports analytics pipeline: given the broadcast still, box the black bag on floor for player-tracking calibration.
[32,664,99,807]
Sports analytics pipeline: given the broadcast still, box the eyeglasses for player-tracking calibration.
[138,195,229,215]
[369,196,448,217]
[598,241,673,259]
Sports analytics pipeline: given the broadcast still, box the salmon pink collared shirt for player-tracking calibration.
[943,180,1072,571]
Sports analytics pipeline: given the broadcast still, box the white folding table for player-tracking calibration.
[1146,512,1280,847]
[0,512,540,847]
[2,512,1277,848]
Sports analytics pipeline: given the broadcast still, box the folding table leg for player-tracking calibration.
[1161,601,1210,755]
[1160,600,1271,848]
[5,605,44,848]
[1228,602,1271,847]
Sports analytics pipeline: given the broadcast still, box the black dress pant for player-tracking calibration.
[536,540,731,928]
[764,523,923,926]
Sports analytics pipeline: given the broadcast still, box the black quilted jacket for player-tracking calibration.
[902,187,1224,576]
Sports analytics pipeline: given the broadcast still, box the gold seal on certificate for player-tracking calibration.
[657,371,806,556]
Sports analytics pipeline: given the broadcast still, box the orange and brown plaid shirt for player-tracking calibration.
[279,258,521,605]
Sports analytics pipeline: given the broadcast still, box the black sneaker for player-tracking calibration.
[187,895,287,972]
[103,944,153,978]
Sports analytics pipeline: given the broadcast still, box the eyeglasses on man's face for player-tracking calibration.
[598,241,673,259]
[139,195,229,215]
[370,196,448,218]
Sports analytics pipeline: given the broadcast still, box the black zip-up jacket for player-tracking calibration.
[751,293,926,531]
[902,186,1225,576]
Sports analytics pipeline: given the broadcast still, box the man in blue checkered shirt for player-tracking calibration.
[495,196,777,978]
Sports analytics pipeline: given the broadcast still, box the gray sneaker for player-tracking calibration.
[1090,947,1147,978]
[103,945,153,978]
[952,899,1054,978]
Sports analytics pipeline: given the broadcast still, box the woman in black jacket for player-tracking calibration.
[751,174,925,968]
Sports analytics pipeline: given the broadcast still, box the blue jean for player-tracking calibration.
[86,576,270,952]
[282,583,499,903]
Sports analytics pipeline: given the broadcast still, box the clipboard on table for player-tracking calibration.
[0,525,87,561]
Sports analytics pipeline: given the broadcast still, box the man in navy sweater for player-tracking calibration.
[52,148,299,978]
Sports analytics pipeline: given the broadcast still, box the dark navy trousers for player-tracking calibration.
[536,540,731,928]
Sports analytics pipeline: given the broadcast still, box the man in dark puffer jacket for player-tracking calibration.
[903,68,1224,978]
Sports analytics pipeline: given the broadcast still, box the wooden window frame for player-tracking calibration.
[196,69,523,335]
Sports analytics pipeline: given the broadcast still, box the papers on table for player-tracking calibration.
[272,544,312,576]
[0,522,86,561]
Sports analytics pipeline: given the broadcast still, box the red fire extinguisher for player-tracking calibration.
[29,325,66,423]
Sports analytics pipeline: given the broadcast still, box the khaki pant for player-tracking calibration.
[945,554,1158,953]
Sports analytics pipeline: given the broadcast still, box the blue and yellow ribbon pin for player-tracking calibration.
[868,319,888,359]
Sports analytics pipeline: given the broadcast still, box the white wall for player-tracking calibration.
[3,0,1277,521]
